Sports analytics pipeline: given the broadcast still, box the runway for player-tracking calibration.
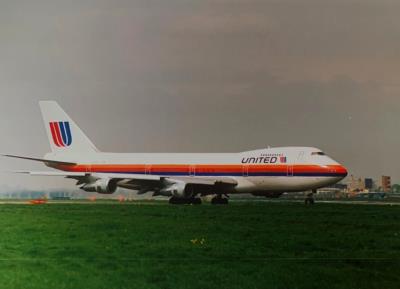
[0,199,399,206]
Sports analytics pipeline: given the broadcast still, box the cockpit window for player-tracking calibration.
[312,152,325,156]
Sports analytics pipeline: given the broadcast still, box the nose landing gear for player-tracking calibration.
[305,190,316,205]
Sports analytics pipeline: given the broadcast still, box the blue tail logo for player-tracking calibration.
[49,121,72,147]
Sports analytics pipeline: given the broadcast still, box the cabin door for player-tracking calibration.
[145,165,152,175]
[287,165,294,177]
[189,165,196,177]
[242,165,249,177]
[85,164,92,173]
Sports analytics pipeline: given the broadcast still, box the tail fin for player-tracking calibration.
[39,101,99,153]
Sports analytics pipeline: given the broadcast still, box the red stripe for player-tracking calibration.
[53,122,64,147]
[53,164,347,175]
[50,122,62,147]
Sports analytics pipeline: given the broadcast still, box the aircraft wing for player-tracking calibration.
[112,174,238,196]
[169,176,238,186]
[12,171,238,195]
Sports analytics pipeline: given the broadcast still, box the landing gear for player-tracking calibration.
[169,197,185,205]
[305,190,316,205]
[169,197,202,205]
[190,198,202,205]
[211,195,229,205]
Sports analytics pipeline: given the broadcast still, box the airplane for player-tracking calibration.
[3,101,348,205]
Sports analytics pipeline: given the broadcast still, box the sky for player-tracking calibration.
[0,0,399,190]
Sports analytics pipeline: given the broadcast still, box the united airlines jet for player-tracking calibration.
[4,101,348,204]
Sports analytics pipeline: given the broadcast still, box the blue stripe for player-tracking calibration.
[59,122,68,146]
[64,122,72,146]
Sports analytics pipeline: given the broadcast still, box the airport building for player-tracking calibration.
[381,176,392,193]
[347,175,365,193]
[364,178,374,190]
[49,192,72,200]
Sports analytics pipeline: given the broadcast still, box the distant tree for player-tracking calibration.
[392,184,400,194]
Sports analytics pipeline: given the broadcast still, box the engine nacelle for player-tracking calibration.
[81,178,118,194]
[158,181,187,197]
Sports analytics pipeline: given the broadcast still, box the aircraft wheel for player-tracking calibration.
[190,198,202,205]
[169,197,185,205]
[305,190,316,205]
[169,197,200,205]
[305,197,315,205]
[211,196,229,205]
[169,197,177,204]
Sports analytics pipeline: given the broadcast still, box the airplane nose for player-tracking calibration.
[339,165,348,178]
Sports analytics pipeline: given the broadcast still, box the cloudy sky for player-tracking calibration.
[0,0,399,190]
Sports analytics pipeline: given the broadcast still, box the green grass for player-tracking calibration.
[0,201,399,289]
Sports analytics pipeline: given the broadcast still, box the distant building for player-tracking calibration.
[49,191,71,200]
[382,176,392,192]
[347,175,365,192]
[365,178,374,190]
[332,183,347,191]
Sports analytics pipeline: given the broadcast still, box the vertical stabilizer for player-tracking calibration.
[39,101,99,153]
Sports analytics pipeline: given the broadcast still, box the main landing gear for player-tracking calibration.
[211,194,229,205]
[169,197,202,205]
[168,194,229,205]
[305,190,316,205]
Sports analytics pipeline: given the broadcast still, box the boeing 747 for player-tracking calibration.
[4,101,348,204]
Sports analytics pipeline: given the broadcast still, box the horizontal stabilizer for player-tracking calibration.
[12,171,86,177]
[2,154,76,166]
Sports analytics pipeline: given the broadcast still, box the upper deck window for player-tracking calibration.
[311,152,325,156]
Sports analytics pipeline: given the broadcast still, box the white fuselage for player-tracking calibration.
[6,102,348,200]
[45,146,348,196]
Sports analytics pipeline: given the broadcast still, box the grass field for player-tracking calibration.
[0,201,399,289]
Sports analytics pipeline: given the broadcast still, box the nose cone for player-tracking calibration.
[338,165,348,179]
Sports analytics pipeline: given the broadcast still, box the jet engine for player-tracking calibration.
[158,181,187,197]
[81,178,118,194]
